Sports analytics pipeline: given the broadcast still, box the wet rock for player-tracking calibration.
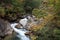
[0,18,13,40]
[25,31,32,35]
[15,23,23,29]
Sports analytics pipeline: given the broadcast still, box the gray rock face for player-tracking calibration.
[0,19,13,40]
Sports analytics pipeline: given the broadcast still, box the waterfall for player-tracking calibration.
[11,23,30,40]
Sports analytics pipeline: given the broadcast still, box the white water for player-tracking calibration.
[10,16,37,40]
[11,23,30,40]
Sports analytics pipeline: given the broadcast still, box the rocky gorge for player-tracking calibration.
[0,16,43,40]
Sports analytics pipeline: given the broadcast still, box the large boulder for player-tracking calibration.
[0,18,13,40]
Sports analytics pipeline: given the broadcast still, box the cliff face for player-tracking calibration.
[0,18,13,40]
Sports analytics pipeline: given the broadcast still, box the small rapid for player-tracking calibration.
[11,23,30,40]
[10,15,38,40]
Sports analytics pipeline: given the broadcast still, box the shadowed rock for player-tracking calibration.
[0,18,13,40]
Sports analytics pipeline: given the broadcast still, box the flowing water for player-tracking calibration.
[11,23,30,40]
[10,16,38,40]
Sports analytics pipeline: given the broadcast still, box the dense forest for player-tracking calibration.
[0,0,60,40]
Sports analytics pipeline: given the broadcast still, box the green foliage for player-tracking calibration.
[36,26,60,40]
[32,9,48,18]
[54,0,60,12]
[11,0,24,7]
[11,0,25,13]
[54,28,60,35]
[24,0,40,8]
[0,7,5,17]
[0,0,60,40]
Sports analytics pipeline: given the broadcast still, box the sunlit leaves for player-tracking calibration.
[32,9,48,18]
[30,34,37,40]
[54,0,60,12]
[54,28,60,34]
